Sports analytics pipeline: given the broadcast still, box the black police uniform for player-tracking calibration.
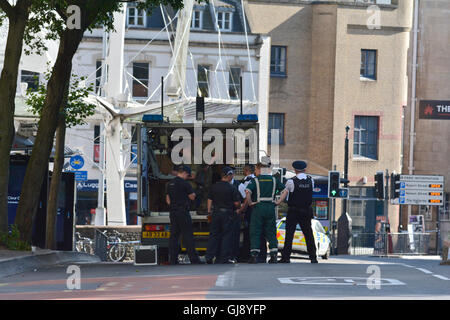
[166,176,201,264]
[230,178,243,261]
[206,180,241,263]
[280,175,317,263]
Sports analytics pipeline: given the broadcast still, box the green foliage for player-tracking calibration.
[0,225,31,251]
[26,68,96,128]
[2,0,186,56]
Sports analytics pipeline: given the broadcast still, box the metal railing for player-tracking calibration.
[351,232,431,256]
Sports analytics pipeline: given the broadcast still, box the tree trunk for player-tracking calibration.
[45,111,67,250]
[0,5,30,234]
[15,28,85,243]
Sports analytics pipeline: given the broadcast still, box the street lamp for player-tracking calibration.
[342,126,350,215]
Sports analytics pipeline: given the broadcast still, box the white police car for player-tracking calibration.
[276,218,331,259]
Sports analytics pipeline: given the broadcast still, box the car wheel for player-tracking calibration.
[321,245,331,260]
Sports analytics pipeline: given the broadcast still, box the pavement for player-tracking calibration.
[0,248,101,279]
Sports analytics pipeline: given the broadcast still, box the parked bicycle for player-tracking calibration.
[75,232,94,255]
[103,230,127,262]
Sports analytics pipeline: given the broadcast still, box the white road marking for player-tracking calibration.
[415,268,433,274]
[432,274,450,281]
[215,268,237,287]
[278,277,405,286]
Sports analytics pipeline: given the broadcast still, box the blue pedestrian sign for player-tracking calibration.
[339,188,349,198]
[70,155,84,170]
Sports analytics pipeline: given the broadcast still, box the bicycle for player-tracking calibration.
[75,232,94,255]
[103,230,127,262]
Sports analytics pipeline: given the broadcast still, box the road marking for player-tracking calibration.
[432,274,450,281]
[415,268,433,274]
[215,269,237,287]
[278,277,405,286]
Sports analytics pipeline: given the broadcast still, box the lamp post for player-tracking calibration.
[342,126,350,216]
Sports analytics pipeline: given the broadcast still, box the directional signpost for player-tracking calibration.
[393,175,444,206]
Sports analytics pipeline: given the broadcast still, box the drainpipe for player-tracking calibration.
[408,0,419,220]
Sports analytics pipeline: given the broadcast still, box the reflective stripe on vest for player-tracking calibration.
[254,177,276,203]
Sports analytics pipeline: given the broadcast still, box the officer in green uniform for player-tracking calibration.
[244,157,288,263]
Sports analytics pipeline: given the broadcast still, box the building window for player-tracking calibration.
[361,49,377,80]
[191,10,203,30]
[94,125,100,163]
[95,60,102,94]
[21,70,40,92]
[348,187,381,234]
[228,67,241,100]
[270,46,287,77]
[216,11,232,31]
[197,65,210,98]
[268,113,285,145]
[132,62,149,98]
[127,6,146,27]
[353,116,379,160]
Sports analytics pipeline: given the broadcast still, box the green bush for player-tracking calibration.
[0,225,31,251]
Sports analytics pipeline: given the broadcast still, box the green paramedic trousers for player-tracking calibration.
[250,202,278,255]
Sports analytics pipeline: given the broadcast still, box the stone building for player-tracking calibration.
[245,0,412,234]
[402,0,450,252]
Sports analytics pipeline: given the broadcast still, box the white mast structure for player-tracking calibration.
[96,1,196,225]
[93,0,268,225]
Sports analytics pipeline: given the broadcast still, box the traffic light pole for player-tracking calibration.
[342,126,350,217]
[384,169,389,228]
[331,165,338,255]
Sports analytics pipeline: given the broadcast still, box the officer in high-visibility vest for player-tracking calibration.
[244,157,288,263]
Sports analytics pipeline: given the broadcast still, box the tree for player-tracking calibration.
[14,0,185,243]
[0,0,33,234]
[0,0,66,234]
[26,71,95,249]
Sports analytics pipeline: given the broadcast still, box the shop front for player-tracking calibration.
[76,179,138,225]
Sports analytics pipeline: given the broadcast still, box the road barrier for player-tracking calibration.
[350,232,431,256]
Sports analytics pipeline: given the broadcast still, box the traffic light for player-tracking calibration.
[328,171,340,198]
[374,171,384,200]
[390,173,401,199]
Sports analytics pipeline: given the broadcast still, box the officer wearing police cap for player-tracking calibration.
[166,165,203,265]
[205,166,242,264]
[277,160,318,263]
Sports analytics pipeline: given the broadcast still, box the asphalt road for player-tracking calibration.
[0,255,449,300]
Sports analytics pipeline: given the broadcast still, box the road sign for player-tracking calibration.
[70,155,84,170]
[339,188,349,198]
[73,171,87,181]
[395,175,444,206]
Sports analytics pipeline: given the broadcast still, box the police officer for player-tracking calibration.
[245,157,288,263]
[229,167,243,262]
[166,165,203,265]
[277,161,318,264]
[205,166,242,264]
